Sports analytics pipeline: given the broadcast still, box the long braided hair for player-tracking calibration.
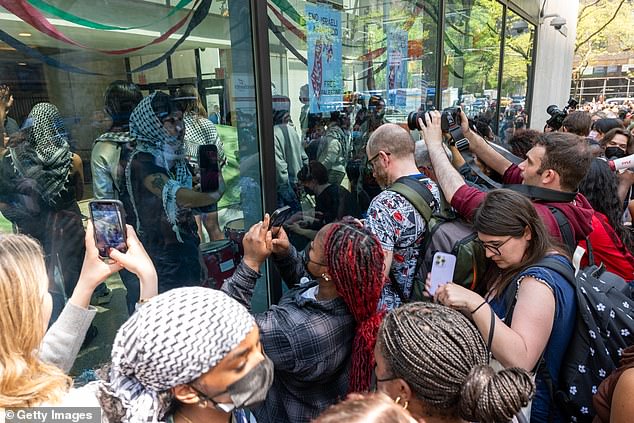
[377,303,534,422]
[322,218,386,393]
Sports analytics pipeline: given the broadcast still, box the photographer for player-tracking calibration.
[419,109,594,247]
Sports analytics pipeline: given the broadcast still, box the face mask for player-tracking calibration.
[303,185,315,196]
[352,130,361,139]
[605,146,626,159]
[192,354,274,413]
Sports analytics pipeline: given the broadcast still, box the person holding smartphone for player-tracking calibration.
[175,84,226,241]
[124,92,224,293]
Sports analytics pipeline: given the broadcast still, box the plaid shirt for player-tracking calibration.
[222,247,355,423]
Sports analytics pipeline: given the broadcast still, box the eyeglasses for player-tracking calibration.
[475,236,513,256]
[371,364,397,391]
[366,151,390,171]
[302,243,327,268]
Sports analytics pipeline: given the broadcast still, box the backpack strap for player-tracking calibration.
[548,206,577,256]
[505,184,577,203]
[388,176,438,222]
[460,149,503,189]
[386,176,438,303]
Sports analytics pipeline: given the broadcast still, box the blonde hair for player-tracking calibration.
[314,393,415,423]
[0,234,71,407]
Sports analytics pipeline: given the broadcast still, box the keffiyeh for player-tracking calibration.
[126,93,192,241]
[100,287,255,423]
[9,103,73,205]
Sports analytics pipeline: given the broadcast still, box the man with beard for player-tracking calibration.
[364,123,440,310]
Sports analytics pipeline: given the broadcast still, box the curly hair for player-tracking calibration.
[322,218,386,392]
[377,302,534,422]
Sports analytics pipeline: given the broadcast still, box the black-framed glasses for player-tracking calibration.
[475,236,513,256]
[366,151,390,171]
[371,364,397,391]
[302,243,327,268]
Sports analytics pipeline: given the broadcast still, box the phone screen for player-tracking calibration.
[269,206,292,230]
[199,144,219,192]
[89,201,127,258]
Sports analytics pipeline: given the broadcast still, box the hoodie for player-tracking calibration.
[451,163,594,244]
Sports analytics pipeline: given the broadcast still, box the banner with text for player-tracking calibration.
[386,29,409,108]
[306,3,342,113]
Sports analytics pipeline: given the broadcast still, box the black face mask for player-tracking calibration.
[605,146,626,160]
[191,354,274,413]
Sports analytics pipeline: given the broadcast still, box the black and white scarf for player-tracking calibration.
[9,103,73,206]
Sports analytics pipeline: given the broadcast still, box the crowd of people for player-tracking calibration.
[1,76,634,423]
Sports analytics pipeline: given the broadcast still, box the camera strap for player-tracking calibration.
[504,184,577,203]
[460,149,503,189]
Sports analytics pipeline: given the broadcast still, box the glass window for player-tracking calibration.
[498,10,535,141]
[266,0,439,252]
[0,0,267,330]
[442,0,503,134]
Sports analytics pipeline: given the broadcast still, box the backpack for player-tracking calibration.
[507,244,634,422]
[388,176,487,301]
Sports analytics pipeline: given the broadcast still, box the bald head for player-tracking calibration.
[367,123,415,159]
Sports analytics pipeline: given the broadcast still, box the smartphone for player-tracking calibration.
[89,200,128,258]
[268,205,292,230]
[428,252,457,296]
[198,144,219,192]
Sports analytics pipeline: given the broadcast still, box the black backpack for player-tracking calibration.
[514,246,634,422]
[388,176,487,301]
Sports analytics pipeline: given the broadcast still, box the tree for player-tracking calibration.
[572,0,634,98]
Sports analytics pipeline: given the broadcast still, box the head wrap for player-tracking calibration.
[9,103,72,205]
[100,287,255,423]
[125,92,192,241]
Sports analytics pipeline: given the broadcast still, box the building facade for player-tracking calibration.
[0,0,577,308]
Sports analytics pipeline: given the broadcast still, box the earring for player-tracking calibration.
[321,273,330,282]
[394,396,408,410]
[395,396,401,405]
[198,398,208,408]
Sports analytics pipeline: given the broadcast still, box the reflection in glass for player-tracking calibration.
[498,10,535,141]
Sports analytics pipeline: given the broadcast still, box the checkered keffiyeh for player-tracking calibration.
[100,287,255,423]
[9,103,73,205]
[183,112,226,166]
[126,93,192,241]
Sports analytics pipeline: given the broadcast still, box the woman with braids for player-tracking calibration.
[221,213,386,423]
[578,158,634,281]
[374,302,535,423]
[429,189,576,423]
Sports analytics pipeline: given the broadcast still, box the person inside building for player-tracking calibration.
[175,84,226,242]
[0,102,86,325]
[316,111,348,186]
[91,80,143,314]
[124,92,223,293]
[222,215,386,423]
[375,302,535,423]
[287,160,358,245]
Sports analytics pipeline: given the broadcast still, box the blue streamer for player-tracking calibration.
[0,28,103,75]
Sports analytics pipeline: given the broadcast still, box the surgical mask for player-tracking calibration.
[605,146,626,159]
[192,354,274,413]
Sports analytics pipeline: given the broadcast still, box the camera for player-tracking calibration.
[407,107,469,150]
[545,97,578,130]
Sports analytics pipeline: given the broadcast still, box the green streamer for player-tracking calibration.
[26,0,194,30]
[270,0,305,26]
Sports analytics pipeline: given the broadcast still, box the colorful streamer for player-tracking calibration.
[26,0,194,30]
[130,0,213,73]
[267,2,305,41]
[0,0,198,55]
[0,28,102,75]
[269,0,305,26]
[267,16,307,65]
